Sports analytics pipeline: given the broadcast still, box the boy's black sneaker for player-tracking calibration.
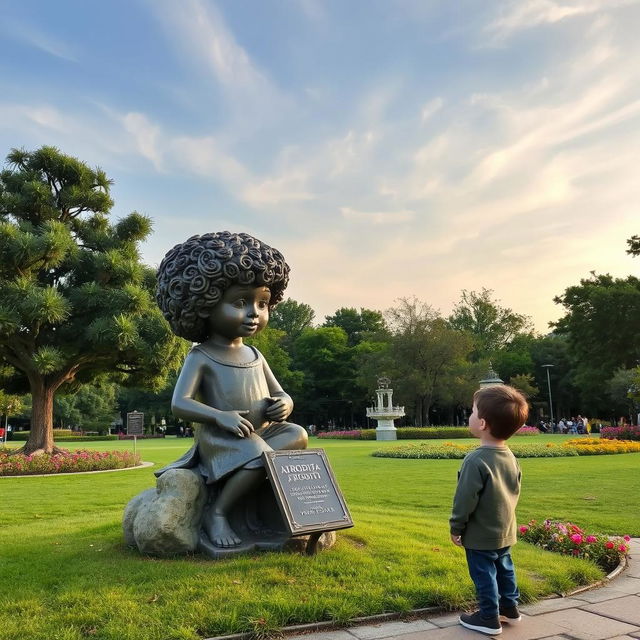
[499,605,522,624]
[459,611,502,635]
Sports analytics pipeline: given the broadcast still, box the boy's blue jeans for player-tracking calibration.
[465,547,519,619]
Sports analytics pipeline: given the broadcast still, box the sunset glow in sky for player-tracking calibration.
[1,0,638,330]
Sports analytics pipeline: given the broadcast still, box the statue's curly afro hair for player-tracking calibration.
[156,231,289,343]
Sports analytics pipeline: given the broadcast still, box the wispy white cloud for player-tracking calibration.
[4,20,78,62]
[421,97,444,123]
[121,113,164,172]
[243,172,314,206]
[486,0,638,43]
[147,0,291,128]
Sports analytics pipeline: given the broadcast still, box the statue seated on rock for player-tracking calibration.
[124,232,337,558]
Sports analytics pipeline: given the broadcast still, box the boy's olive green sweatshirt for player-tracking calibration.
[449,445,521,550]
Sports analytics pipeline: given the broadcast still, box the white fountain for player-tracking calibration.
[366,377,405,441]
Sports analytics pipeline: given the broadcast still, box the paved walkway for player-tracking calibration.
[286,538,640,640]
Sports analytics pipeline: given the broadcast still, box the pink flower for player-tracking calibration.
[570,534,583,544]
[519,525,529,534]
[605,541,615,549]
[623,535,631,541]
[619,544,628,552]
[586,536,597,543]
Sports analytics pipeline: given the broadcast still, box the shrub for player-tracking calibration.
[0,449,142,476]
[601,426,640,441]
[518,519,630,573]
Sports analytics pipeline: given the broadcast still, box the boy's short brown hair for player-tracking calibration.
[473,385,529,440]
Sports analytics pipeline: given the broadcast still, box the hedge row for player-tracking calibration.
[12,433,119,442]
[317,427,472,440]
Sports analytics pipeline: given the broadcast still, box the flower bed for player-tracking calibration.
[0,448,142,476]
[372,438,640,459]
[565,437,640,454]
[519,519,630,573]
[601,425,640,441]
[516,426,540,435]
[316,429,365,439]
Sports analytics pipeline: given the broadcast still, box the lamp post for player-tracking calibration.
[542,364,554,428]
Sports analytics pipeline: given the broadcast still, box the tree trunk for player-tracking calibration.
[415,395,423,426]
[16,381,65,456]
[423,394,432,426]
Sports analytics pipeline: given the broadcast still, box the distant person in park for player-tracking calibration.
[450,385,529,636]
[154,231,308,548]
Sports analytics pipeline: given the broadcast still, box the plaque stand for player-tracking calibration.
[305,531,322,556]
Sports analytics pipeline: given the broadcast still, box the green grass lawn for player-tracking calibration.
[0,435,637,640]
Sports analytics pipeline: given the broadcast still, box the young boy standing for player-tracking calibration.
[450,385,529,635]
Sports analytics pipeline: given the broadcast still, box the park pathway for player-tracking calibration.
[279,538,640,640]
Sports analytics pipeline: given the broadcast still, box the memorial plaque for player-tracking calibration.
[126,411,144,436]
[263,449,354,536]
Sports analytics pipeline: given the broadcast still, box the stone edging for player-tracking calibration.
[201,546,632,640]
[0,461,154,478]
[560,551,628,596]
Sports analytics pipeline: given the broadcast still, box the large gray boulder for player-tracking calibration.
[123,468,207,556]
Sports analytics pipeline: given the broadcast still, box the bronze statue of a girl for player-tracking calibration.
[155,231,308,549]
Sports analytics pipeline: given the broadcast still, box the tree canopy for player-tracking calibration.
[0,146,187,454]
[553,273,640,413]
[323,307,386,346]
[268,298,315,339]
[449,288,532,360]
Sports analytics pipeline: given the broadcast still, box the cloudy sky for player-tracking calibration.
[1,0,638,331]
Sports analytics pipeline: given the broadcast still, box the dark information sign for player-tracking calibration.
[263,448,354,536]
[126,411,144,436]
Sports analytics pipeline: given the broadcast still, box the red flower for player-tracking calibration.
[519,525,529,534]
[605,541,615,549]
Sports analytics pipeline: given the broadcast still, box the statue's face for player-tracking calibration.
[207,284,271,340]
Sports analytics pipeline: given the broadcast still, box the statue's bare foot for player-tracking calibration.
[205,512,242,548]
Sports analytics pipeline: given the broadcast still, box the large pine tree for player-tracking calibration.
[0,146,188,454]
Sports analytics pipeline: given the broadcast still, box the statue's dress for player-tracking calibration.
[155,345,302,483]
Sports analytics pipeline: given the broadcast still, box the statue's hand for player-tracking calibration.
[265,397,292,422]
[215,410,254,438]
